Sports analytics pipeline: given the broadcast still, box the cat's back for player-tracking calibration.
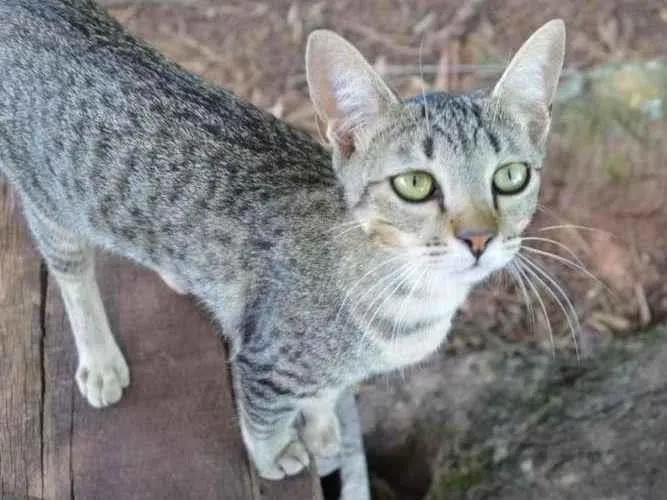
[0,0,229,126]
[0,0,121,57]
[0,0,335,224]
[0,0,325,155]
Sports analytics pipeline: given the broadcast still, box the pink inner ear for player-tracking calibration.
[526,105,551,146]
[327,118,356,159]
[338,132,355,159]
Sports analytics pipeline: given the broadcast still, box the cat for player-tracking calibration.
[0,0,565,480]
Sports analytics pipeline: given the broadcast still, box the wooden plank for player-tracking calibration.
[0,183,44,499]
[260,476,324,500]
[42,252,321,499]
[1,181,321,498]
[41,283,75,500]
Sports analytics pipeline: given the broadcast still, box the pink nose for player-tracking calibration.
[456,229,495,259]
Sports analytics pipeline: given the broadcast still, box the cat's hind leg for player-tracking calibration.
[24,208,129,408]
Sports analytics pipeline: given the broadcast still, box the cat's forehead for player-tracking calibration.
[380,92,537,173]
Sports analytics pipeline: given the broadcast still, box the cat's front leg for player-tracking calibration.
[232,357,343,480]
[238,406,311,480]
[300,398,342,459]
[233,360,308,479]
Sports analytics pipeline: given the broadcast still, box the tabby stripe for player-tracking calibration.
[371,314,442,337]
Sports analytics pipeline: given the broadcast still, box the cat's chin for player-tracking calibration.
[457,266,493,283]
[451,253,516,284]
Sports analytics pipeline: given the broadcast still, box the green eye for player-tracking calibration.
[492,162,530,195]
[391,171,436,202]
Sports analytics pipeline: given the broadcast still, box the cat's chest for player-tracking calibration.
[372,317,453,369]
[364,286,468,370]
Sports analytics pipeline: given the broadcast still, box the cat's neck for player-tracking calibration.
[330,235,472,371]
[331,231,472,336]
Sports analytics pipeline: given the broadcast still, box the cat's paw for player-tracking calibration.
[276,440,311,477]
[240,418,311,480]
[76,345,130,408]
[301,409,342,458]
[253,439,311,480]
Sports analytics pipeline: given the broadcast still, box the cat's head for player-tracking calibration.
[306,20,565,284]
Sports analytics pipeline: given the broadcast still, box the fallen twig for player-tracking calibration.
[427,0,488,49]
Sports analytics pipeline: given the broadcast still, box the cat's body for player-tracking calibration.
[0,0,337,341]
[0,0,565,479]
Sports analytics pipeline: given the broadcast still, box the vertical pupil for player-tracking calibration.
[412,176,418,187]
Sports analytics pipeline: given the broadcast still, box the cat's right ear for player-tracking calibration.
[306,30,399,158]
[492,19,565,145]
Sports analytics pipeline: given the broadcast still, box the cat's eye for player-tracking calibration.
[492,162,530,195]
[391,171,436,202]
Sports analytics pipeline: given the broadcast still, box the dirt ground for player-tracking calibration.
[105,0,667,354]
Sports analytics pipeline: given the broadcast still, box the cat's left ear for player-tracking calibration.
[306,30,399,158]
[492,19,565,145]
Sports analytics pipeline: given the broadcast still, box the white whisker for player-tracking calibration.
[519,236,585,267]
[354,263,418,358]
[334,253,407,327]
[348,262,411,324]
[391,265,428,342]
[351,262,414,358]
[518,254,581,359]
[537,224,612,236]
[361,263,420,342]
[514,260,556,355]
[508,264,537,334]
[520,246,611,297]
[332,223,363,239]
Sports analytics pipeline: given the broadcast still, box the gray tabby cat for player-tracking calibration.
[0,0,565,480]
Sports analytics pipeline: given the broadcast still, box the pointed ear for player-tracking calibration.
[306,30,399,158]
[492,19,565,144]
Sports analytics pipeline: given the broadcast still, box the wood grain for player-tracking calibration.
[1,184,321,499]
[0,183,44,499]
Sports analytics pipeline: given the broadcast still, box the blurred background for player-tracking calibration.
[101,1,667,498]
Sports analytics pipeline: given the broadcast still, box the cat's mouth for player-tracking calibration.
[454,263,499,284]
[458,250,516,280]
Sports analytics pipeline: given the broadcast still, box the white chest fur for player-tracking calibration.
[369,282,470,370]
[375,319,452,369]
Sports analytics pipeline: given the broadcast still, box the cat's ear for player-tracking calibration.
[492,19,565,144]
[306,30,399,158]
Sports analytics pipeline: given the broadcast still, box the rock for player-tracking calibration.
[556,59,667,121]
[359,328,667,499]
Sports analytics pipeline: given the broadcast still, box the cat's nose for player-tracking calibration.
[456,229,495,259]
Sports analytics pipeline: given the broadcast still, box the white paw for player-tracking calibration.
[301,410,342,458]
[256,439,311,480]
[277,440,311,477]
[76,347,130,408]
[240,417,311,480]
